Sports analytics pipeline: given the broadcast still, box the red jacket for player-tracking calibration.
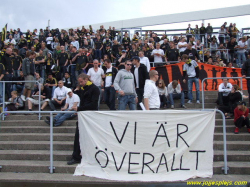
[234,107,249,122]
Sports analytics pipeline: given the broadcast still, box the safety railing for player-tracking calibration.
[0,80,42,120]
[192,109,228,174]
[150,61,179,67]
[201,77,245,110]
[0,110,75,174]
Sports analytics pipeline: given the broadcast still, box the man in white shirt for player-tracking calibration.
[217,78,233,106]
[87,59,105,109]
[177,37,187,57]
[237,36,248,68]
[4,35,16,46]
[144,70,160,110]
[168,80,186,109]
[139,51,150,72]
[49,80,68,111]
[45,89,80,126]
[151,43,165,64]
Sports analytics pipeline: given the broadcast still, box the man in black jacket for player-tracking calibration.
[67,73,100,165]
[242,51,250,105]
[1,48,13,99]
[131,56,149,110]
[103,59,118,110]
[183,43,200,62]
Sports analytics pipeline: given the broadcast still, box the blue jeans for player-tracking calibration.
[188,77,200,101]
[54,109,77,126]
[40,66,45,81]
[13,84,24,95]
[104,87,116,110]
[4,73,12,99]
[13,70,20,78]
[95,49,102,60]
[118,95,136,110]
[237,52,246,68]
[71,65,76,83]
[169,92,185,106]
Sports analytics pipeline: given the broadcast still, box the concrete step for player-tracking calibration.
[213,161,250,175]
[0,141,73,150]
[214,151,250,162]
[214,141,250,151]
[1,140,249,152]
[0,160,75,174]
[0,150,71,161]
[0,172,249,184]
[0,120,77,126]
[0,126,76,133]
[0,133,74,141]
[1,132,248,142]
[214,132,250,141]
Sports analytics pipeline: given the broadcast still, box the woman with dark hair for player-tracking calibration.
[157,79,168,108]
[219,84,243,119]
[234,101,250,134]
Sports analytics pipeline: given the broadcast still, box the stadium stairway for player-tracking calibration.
[0,91,250,185]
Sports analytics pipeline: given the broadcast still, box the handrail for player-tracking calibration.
[0,80,41,120]
[191,109,228,174]
[0,109,227,174]
[201,77,246,109]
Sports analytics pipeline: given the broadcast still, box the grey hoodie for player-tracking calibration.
[114,69,137,96]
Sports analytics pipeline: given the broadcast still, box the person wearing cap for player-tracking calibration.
[45,88,80,126]
[234,101,250,134]
[114,60,137,110]
[117,50,128,70]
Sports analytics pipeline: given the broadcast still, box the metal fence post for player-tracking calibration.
[50,112,54,174]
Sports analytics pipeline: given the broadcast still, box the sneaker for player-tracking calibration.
[21,95,26,101]
[181,105,187,109]
[187,100,192,104]
[234,127,239,134]
[248,128,250,133]
[196,100,201,104]
[171,105,174,109]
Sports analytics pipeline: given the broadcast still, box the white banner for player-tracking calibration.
[74,110,215,182]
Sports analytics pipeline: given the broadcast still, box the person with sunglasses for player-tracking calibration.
[114,60,137,110]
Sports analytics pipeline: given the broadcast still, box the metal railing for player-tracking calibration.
[208,48,230,63]
[201,77,245,109]
[1,80,42,120]
[0,109,228,174]
[193,109,228,174]
[0,110,75,174]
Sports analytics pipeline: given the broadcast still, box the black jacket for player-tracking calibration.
[131,63,149,89]
[104,67,118,87]
[75,83,100,111]
[183,48,200,60]
[1,53,12,73]
[242,59,250,77]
